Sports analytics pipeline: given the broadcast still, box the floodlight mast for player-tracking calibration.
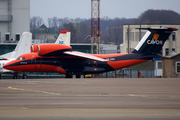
[91,0,100,54]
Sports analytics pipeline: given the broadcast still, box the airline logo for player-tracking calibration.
[147,34,163,45]
[59,41,64,44]
[58,36,64,44]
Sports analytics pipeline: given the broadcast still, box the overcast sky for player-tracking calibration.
[30,0,180,22]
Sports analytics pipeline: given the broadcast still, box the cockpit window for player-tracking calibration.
[16,57,20,60]
[16,57,25,60]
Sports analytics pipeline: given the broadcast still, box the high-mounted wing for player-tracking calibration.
[64,51,109,62]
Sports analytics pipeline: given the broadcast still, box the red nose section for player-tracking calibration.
[3,60,17,71]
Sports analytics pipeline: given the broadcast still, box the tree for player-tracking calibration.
[30,16,44,38]
[62,23,77,43]
[137,9,180,24]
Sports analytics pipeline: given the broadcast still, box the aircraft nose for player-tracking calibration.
[3,61,16,70]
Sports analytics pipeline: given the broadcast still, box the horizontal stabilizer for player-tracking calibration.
[136,27,178,31]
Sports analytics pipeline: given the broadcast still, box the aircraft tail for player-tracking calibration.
[55,30,70,46]
[10,32,32,58]
[0,32,32,59]
[132,27,178,54]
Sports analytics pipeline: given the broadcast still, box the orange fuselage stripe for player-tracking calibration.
[107,59,149,70]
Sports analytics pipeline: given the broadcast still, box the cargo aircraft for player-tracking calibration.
[0,30,70,79]
[3,27,178,78]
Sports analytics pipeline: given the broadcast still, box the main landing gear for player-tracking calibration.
[66,72,85,78]
[13,74,28,79]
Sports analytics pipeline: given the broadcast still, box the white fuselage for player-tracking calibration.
[0,59,15,74]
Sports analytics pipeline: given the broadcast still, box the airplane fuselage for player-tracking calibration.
[3,52,156,76]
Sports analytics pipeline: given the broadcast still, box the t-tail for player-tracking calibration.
[55,30,70,46]
[132,27,178,55]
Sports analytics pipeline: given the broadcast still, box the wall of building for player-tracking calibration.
[0,0,30,43]
[123,24,180,56]
[162,54,180,78]
[162,59,172,77]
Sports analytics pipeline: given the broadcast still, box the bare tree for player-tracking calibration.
[30,16,44,38]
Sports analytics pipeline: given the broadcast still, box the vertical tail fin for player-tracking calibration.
[55,30,70,46]
[132,27,178,54]
[0,32,32,59]
[10,32,32,58]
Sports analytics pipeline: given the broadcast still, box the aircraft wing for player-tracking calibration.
[64,51,109,62]
[0,57,8,60]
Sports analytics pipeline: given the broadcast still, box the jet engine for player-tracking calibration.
[31,44,38,53]
[37,44,72,56]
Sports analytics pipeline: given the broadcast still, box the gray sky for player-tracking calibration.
[30,0,180,21]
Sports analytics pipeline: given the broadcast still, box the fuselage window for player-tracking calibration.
[23,57,25,60]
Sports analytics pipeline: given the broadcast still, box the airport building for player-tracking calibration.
[0,0,30,43]
[33,24,58,43]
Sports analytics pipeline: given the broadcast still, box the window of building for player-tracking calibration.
[176,62,180,74]
[165,48,169,56]
[15,34,20,41]
[158,61,162,69]
[172,48,175,52]
[5,33,10,41]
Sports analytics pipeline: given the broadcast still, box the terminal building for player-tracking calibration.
[0,0,30,43]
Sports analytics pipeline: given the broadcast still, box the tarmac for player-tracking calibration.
[0,78,180,120]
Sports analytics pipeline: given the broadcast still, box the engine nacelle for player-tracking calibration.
[31,44,39,53]
[37,44,72,56]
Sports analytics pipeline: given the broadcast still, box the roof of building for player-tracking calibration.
[39,24,47,29]
[162,53,180,59]
[34,24,57,34]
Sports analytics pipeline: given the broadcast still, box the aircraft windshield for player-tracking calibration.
[16,57,25,60]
